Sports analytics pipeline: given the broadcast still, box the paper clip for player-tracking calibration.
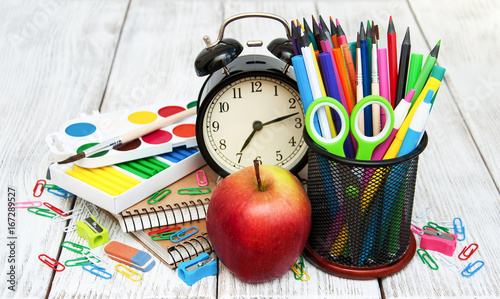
[65,256,96,267]
[461,260,484,277]
[43,202,68,217]
[178,252,217,286]
[84,201,100,217]
[413,206,431,223]
[82,263,112,279]
[52,208,84,222]
[196,170,208,187]
[423,221,450,233]
[47,188,73,198]
[38,254,65,272]
[147,226,181,236]
[83,250,109,269]
[115,264,142,282]
[291,256,310,281]
[27,207,57,218]
[458,243,478,260]
[61,241,91,255]
[432,253,460,272]
[147,189,171,204]
[63,224,77,233]
[13,201,42,209]
[151,230,181,241]
[33,179,46,197]
[417,249,438,270]
[178,187,211,195]
[453,217,466,241]
[170,226,198,243]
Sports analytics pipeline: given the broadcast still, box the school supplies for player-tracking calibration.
[462,260,484,277]
[82,263,112,279]
[104,241,156,272]
[417,249,438,270]
[453,217,466,241]
[411,40,441,103]
[115,264,142,282]
[387,16,398,108]
[38,254,65,272]
[178,252,217,286]
[411,224,457,256]
[47,145,205,214]
[458,243,479,260]
[76,216,109,248]
[112,165,216,232]
[55,99,197,166]
[395,28,411,106]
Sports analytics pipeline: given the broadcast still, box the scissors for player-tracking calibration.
[305,95,395,160]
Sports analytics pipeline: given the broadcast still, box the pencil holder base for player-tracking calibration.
[303,233,416,280]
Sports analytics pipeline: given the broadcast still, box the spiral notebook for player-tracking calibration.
[113,165,218,232]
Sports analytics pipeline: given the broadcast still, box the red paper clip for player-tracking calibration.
[38,254,65,272]
[196,170,208,187]
[43,202,68,217]
[147,226,181,236]
[33,180,46,197]
[458,243,478,260]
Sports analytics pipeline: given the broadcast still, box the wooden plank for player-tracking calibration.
[46,1,222,298]
[0,0,129,298]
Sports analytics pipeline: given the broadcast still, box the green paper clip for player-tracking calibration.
[65,256,98,267]
[147,189,171,204]
[178,187,211,195]
[27,207,57,218]
[43,184,62,190]
[423,221,450,233]
[150,230,182,241]
[417,249,439,270]
[62,241,91,255]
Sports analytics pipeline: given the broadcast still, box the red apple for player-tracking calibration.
[206,161,311,283]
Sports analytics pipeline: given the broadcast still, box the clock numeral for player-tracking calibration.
[251,81,262,93]
[212,121,219,132]
[276,150,283,162]
[233,88,242,99]
[236,152,243,163]
[219,102,229,113]
[294,117,302,129]
[219,139,227,150]
[289,98,297,109]
[274,85,278,96]
[289,136,296,146]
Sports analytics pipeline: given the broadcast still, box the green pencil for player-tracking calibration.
[411,40,441,105]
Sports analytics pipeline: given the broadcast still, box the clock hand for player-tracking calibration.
[240,112,299,152]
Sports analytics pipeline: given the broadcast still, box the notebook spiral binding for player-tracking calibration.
[119,198,210,232]
[166,232,213,268]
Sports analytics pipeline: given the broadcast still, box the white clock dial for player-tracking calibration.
[201,75,307,175]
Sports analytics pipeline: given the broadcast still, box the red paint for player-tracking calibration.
[158,105,185,118]
[142,130,173,145]
[172,124,196,138]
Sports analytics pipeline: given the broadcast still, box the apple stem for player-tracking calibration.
[254,160,264,192]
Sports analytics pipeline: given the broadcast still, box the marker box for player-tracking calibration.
[104,241,155,272]
[46,98,198,168]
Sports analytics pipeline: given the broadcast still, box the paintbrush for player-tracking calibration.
[58,106,197,164]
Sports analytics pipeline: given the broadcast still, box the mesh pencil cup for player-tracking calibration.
[303,132,428,279]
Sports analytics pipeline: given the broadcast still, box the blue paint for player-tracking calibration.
[65,122,96,137]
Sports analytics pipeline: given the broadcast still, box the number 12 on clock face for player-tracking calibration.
[198,74,308,177]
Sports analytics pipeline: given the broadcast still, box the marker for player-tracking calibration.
[411,40,441,105]
[397,89,434,156]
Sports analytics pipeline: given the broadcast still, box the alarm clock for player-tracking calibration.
[194,13,308,177]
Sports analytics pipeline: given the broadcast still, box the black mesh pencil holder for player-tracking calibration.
[303,132,428,279]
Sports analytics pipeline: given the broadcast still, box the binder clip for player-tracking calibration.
[76,216,109,248]
[411,224,457,256]
[178,252,217,286]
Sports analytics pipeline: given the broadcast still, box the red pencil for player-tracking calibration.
[387,16,398,108]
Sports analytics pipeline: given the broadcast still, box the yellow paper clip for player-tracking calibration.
[291,257,310,281]
[115,263,142,282]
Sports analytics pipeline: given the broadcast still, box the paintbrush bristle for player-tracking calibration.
[58,152,86,164]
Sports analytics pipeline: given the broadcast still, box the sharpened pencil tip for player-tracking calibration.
[57,152,86,165]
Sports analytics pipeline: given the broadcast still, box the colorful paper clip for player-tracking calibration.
[115,263,142,282]
[170,226,198,243]
[27,207,57,218]
[458,243,478,260]
[33,179,46,197]
[82,263,112,279]
[196,170,208,187]
[423,221,450,233]
[52,208,84,222]
[178,187,211,195]
[63,224,77,233]
[83,250,109,269]
[178,252,217,286]
[147,226,181,236]
[417,249,438,270]
[147,189,171,204]
[432,253,460,272]
[13,201,42,209]
[47,188,73,198]
[65,256,96,267]
[43,202,68,217]
[291,255,310,281]
[413,206,431,223]
[151,230,182,241]
[38,254,65,272]
[453,217,466,241]
[84,201,100,217]
[461,260,484,277]
[61,241,91,255]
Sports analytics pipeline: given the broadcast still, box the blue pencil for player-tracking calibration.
[360,23,373,137]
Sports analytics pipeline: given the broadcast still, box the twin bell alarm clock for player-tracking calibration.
[194,13,307,177]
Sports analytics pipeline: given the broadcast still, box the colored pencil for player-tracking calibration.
[387,16,398,108]
[395,27,411,106]
[336,19,348,46]
[411,40,441,105]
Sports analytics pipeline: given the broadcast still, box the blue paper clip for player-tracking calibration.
[46,188,73,198]
[417,249,438,270]
[178,252,217,286]
[170,227,198,243]
[461,260,484,277]
[82,263,112,279]
[453,217,466,241]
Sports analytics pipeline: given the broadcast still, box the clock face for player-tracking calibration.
[198,73,308,177]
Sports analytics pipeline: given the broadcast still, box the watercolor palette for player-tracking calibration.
[46,98,198,168]
[48,146,205,214]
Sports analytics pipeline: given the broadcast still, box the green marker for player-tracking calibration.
[411,40,441,105]
[406,53,423,93]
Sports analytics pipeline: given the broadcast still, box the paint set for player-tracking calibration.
[46,98,205,214]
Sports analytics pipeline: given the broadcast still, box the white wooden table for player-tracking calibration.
[1,0,499,298]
